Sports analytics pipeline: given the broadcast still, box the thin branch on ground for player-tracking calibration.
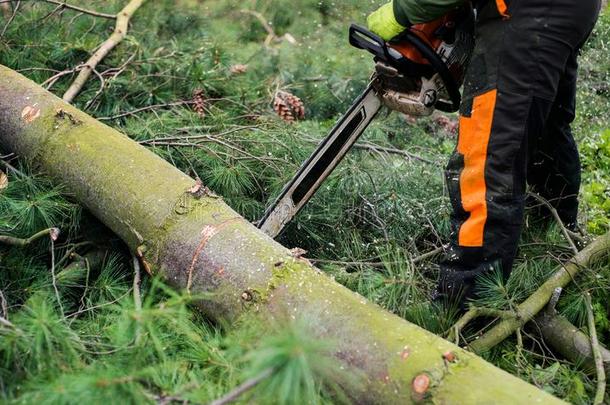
[239,9,277,47]
[528,192,579,254]
[0,155,25,177]
[0,0,115,19]
[586,292,606,405]
[310,245,447,268]
[447,306,517,345]
[132,254,142,343]
[62,0,146,102]
[98,100,193,120]
[0,315,15,329]
[0,227,59,246]
[41,65,81,89]
[0,288,7,320]
[412,245,446,263]
[208,367,275,405]
[352,141,434,164]
[0,0,19,39]
[132,255,142,311]
[50,236,64,317]
[78,254,91,312]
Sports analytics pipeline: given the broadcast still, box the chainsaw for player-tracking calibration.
[258,7,475,238]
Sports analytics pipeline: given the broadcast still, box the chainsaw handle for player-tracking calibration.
[349,24,405,66]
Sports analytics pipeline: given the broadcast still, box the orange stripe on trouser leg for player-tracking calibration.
[456,89,497,247]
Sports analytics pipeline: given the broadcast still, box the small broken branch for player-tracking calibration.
[208,367,275,405]
[0,227,59,246]
[0,0,115,19]
[62,0,146,102]
[585,292,606,405]
[469,231,610,353]
[0,0,19,39]
[528,192,578,254]
[448,306,517,345]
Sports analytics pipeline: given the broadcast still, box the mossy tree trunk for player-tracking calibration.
[0,65,562,404]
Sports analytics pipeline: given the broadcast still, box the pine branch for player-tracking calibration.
[62,0,146,102]
[469,231,610,353]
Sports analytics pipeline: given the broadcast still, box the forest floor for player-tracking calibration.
[0,0,609,403]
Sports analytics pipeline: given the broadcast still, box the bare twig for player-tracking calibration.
[0,315,15,328]
[132,255,142,311]
[0,0,115,19]
[0,0,19,39]
[0,155,25,177]
[585,292,606,405]
[0,289,7,320]
[98,100,193,120]
[50,236,64,316]
[448,306,517,345]
[310,245,447,269]
[62,0,146,102]
[528,192,578,254]
[352,141,434,164]
[208,367,275,405]
[0,227,59,246]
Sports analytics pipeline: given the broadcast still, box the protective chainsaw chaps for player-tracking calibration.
[258,6,475,238]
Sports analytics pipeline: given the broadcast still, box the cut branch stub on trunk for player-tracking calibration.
[0,65,562,404]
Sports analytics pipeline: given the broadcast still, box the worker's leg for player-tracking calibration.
[437,0,600,302]
[527,50,581,229]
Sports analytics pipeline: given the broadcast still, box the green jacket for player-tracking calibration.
[393,0,466,24]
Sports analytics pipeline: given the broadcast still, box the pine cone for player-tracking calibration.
[192,88,206,119]
[273,90,305,123]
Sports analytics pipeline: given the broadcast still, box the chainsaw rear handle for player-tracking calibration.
[348,24,461,112]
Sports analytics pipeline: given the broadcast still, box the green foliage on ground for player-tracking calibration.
[0,1,609,403]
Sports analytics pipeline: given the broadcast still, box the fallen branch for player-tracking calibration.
[533,307,610,373]
[0,0,115,19]
[98,100,193,120]
[352,141,434,164]
[469,231,610,353]
[528,192,579,254]
[62,0,146,102]
[585,292,606,405]
[0,227,59,246]
[0,0,19,39]
[448,307,517,345]
[208,367,274,405]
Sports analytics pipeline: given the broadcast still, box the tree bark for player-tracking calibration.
[0,65,561,404]
[533,311,610,373]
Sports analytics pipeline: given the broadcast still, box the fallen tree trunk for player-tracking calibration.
[0,65,560,404]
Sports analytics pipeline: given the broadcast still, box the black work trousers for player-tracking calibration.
[438,0,601,301]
